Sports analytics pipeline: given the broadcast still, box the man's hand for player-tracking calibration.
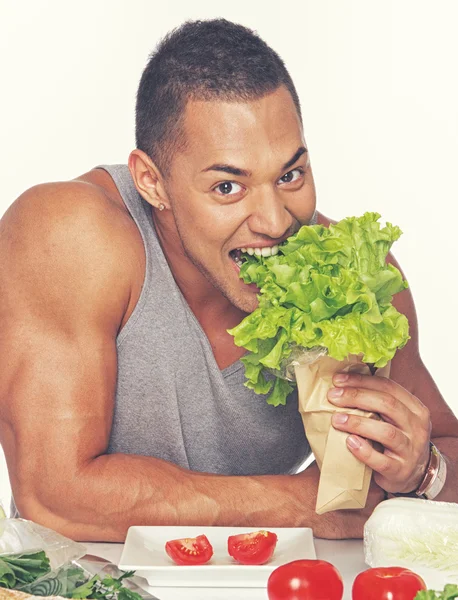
[327,373,432,494]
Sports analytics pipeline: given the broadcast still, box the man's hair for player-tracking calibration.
[135,19,302,176]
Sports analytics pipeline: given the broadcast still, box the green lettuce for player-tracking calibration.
[0,551,50,589]
[415,585,458,600]
[228,212,410,407]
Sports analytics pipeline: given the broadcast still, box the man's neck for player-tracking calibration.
[154,215,246,328]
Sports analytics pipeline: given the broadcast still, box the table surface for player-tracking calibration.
[86,537,367,600]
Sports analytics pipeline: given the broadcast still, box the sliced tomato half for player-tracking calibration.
[228,529,278,565]
[165,534,214,565]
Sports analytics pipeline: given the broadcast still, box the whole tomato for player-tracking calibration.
[267,559,344,600]
[352,567,427,600]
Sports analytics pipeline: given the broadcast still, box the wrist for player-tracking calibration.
[393,442,448,500]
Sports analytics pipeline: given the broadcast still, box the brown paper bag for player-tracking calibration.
[294,354,390,515]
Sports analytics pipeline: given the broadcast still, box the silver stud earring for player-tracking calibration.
[158,203,165,211]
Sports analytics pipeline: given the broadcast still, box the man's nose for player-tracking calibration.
[246,188,294,240]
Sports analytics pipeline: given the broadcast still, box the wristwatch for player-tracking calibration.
[393,442,448,500]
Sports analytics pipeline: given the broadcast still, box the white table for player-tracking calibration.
[86,538,367,600]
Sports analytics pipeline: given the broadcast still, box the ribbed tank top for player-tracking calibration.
[10,164,311,517]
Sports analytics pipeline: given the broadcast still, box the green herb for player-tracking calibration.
[228,212,410,406]
[0,551,50,589]
[415,584,458,599]
[0,548,142,600]
[70,570,142,600]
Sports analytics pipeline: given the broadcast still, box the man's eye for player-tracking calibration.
[214,181,244,196]
[278,168,304,185]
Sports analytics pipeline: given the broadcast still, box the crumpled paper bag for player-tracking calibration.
[294,353,390,514]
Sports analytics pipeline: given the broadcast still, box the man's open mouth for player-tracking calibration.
[229,245,280,268]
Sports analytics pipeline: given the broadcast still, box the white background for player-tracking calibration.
[1,0,457,512]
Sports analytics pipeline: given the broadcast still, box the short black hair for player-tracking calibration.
[135,18,302,177]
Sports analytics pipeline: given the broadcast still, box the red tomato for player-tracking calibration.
[267,559,344,600]
[228,530,278,565]
[165,534,213,565]
[352,567,427,600]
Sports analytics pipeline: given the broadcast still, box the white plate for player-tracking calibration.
[119,526,316,588]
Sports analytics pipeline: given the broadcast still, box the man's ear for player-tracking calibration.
[128,149,170,210]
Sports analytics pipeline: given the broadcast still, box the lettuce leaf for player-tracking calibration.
[415,585,458,599]
[228,212,410,406]
[0,551,50,589]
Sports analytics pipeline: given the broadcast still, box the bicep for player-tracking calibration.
[388,253,458,437]
[1,322,117,510]
[0,184,132,515]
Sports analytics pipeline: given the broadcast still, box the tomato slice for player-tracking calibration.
[228,529,278,565]
[165,534,214,565]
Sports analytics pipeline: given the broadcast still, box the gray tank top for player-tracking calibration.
[105,164,311,474]
[10,164,311,516]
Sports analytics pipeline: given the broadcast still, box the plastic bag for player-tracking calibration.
[15,556,158,599]
[267,344,328,381]
[364,497,458,589]
[0,519,158,600]
[0,519,86,570]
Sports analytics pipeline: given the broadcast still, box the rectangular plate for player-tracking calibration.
[119,526,316,588]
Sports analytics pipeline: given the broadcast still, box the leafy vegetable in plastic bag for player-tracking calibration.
[0,552,50,589]
[70,569,139,600]
[16,563,143,600]
[0,520,85,570]
[364,498,458,580]
[228,212,410,406]
[19,564,85,597]
[0,519,144,600]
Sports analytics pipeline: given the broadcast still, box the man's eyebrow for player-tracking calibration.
[282,146,308,171]
[201,164,252,177]
[201,146,308,178]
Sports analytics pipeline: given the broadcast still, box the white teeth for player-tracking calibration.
[236,245,280,257]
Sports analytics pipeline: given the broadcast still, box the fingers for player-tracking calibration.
[332,372,426,417]
[328,385,411,427]
[326,371,433,493]
[338,430,430,493]
[332,412,409,453]
[339,433,403,488]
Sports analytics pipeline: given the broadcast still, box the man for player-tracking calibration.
[0,19,457,542]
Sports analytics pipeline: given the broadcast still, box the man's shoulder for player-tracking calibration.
[0,171,144,319]
[6,169,130,230]
[2,169,142,258]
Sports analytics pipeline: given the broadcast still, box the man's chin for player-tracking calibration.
[230,289,260,314]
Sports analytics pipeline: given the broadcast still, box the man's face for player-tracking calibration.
[163,85,317,313]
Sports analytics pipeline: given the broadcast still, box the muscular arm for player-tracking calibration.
[0,186,373,542]
[388,253,458,502]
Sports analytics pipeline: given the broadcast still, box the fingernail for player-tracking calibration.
[347,435,361,449]
[333,413,348,424]
[328,387,344,398]
[334,374,349,384]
